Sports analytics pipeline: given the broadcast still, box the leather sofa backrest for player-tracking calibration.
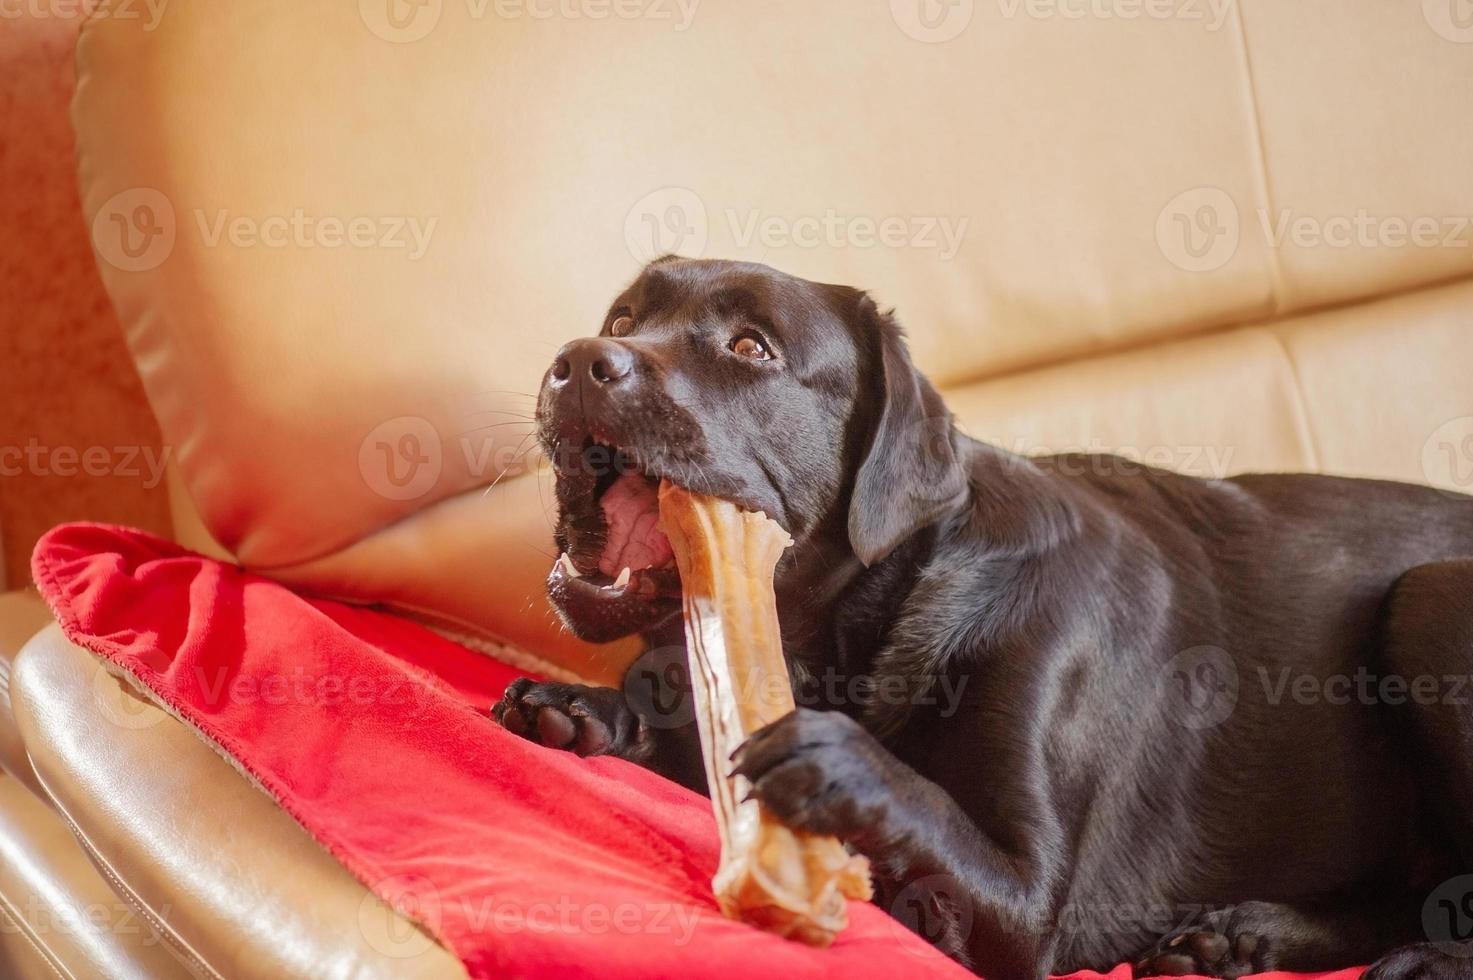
[73,0,1473,681]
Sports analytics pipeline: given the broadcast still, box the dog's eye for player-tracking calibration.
[729,333,771,361]
[610,315,635,337]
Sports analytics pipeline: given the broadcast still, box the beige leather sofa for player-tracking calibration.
[1,1,1470,975]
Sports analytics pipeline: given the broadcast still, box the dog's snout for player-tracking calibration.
[551,338,635,388]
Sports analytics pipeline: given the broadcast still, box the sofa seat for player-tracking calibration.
[0,591,53,797]
[0,614,465,980]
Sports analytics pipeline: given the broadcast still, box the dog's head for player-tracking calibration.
[536,257,968,642]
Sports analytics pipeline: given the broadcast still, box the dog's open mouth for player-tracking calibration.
[547,442,684,641]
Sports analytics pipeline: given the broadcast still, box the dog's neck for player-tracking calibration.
[640,438,1084,735]
[794,438,1087,733]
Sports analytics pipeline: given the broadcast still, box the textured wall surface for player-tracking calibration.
[0,12,171,590]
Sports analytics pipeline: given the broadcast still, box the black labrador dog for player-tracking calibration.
[493,256,1473,980]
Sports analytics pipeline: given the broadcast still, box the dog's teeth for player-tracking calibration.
[558,553,581,578]
[613,567,632,590]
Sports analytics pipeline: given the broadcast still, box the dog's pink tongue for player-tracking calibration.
[599,471,674,577]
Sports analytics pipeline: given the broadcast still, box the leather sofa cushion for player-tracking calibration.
[9,624,466,980]
[0,591,56,796]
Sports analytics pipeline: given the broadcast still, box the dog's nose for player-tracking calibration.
[551,338,635,386]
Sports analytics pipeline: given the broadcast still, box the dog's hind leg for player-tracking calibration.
[1362,558,1473,979]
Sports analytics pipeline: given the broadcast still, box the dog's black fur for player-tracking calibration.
[494,257,1473,980]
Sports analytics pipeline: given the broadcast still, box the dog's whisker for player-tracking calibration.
[481,432,538,498]
[460,421,536,435]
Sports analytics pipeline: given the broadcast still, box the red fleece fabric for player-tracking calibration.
[31,524,1367,980]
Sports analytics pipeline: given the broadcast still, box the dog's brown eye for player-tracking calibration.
[610,315,635,337]
[730,333,771,360]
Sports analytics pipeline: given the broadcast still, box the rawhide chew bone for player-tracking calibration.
[657,481,873,946]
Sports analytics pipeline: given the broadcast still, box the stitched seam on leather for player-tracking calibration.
[17,769,222,980]
[52,817,218,980]
[926,267,1473,396]
[1230,0,1289,318]
[1263,327,1324,472]
[0,887,74,980]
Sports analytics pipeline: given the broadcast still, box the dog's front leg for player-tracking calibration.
[733,707,1054,980]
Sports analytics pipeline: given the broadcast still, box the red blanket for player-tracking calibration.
[31,524,1366,980]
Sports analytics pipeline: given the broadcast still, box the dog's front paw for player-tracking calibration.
[1135,910,1273,979]
[492,678,649,760]
[731,707,899,843]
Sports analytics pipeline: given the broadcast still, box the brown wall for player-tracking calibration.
[0,13,171,591]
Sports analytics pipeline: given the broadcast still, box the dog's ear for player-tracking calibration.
[844,293,969,566]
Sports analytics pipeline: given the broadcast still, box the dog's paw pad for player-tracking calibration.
[1135,923,1268,979]
[491,679,638,758]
